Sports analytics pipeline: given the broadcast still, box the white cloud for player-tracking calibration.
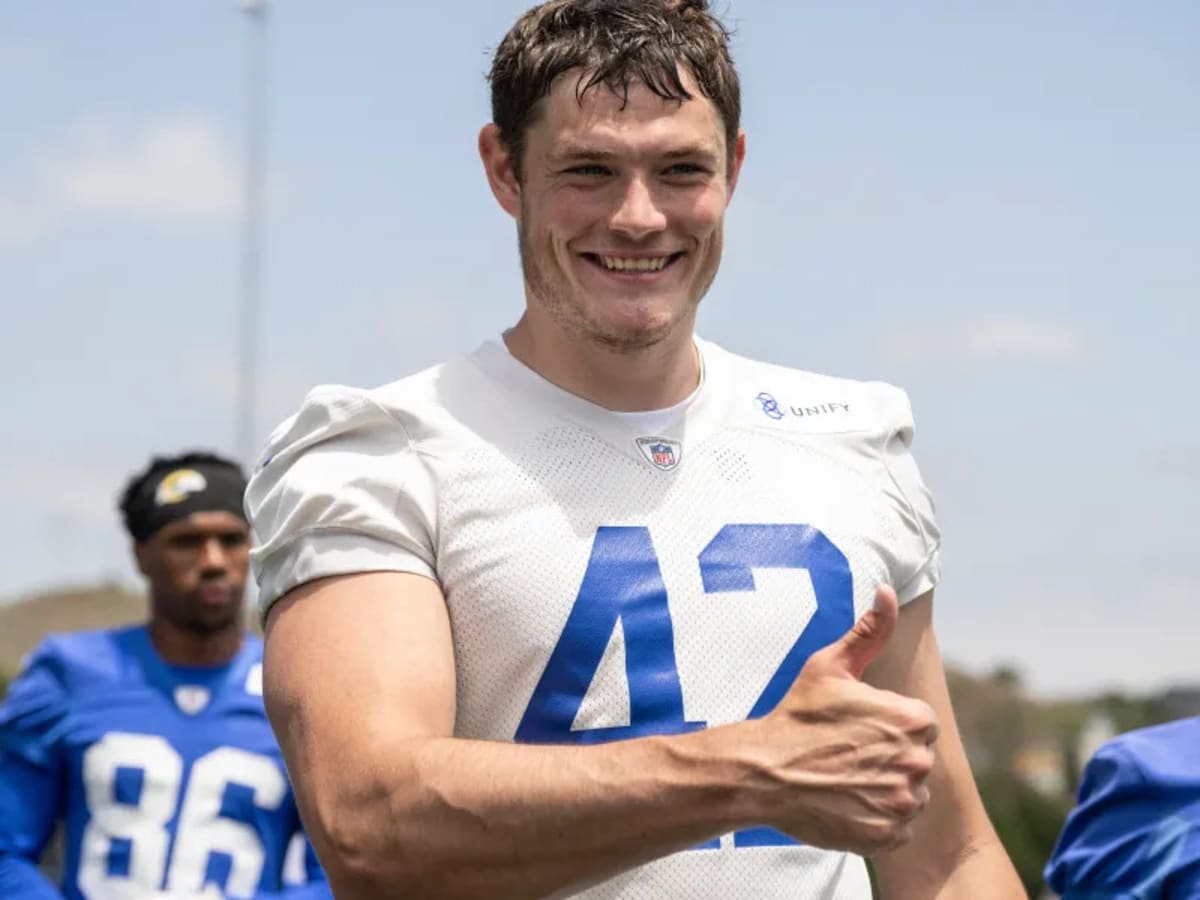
[41,117,240,219]
[0,117,241,243]
[881,315,1094,367]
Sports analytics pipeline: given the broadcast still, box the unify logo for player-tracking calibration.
[755,392,784,420]
[755,392,851,421]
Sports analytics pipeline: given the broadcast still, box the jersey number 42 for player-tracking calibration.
[517,523,855,849]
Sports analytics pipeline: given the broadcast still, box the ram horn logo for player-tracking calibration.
[155,469,208,506]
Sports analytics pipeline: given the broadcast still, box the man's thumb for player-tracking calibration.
[805,585,899,681]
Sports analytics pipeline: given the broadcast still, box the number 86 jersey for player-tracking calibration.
[248,337,942,900]
[0,628,324,899]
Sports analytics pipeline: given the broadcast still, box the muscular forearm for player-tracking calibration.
[303,725,752,900]
[877,837,1024,900]
[926,840,1024,900]
[272,581,946,898]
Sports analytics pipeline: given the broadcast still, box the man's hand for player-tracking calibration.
[744,585,940,855]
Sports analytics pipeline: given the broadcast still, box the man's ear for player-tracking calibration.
[133,542,151,577]
[479,124,522,219]
[725,128,747,202]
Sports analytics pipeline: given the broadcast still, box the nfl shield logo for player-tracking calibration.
[635,436,682,472]
[174,685,211,715]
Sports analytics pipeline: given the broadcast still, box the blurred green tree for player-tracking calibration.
[977,769,1073,898]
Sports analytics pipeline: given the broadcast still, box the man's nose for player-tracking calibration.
[198,538,228,572]
[609,175,667,240]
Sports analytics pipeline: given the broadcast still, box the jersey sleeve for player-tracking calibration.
[247,385,439,621]
[1044,739,1199,897]
[1166,853,1200,898]
[872,384,941,604]
[0,641,68,894]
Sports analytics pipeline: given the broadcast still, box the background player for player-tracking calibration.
[0,452,329,900]
[1045,715,1200,896]
[248,1,1023,897]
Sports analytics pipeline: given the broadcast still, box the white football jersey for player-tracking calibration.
[247,337,941,899]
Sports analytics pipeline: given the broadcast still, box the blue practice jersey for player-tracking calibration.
[0,626,330,900]
[1045,716,1200,898]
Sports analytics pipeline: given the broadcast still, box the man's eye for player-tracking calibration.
[566,165,610,176]
[664,163,706,176]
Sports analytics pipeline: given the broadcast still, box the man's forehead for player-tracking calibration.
[537,74,724,154]
[159,511,248,536]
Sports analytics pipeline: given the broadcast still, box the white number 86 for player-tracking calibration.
[78,732,288,899]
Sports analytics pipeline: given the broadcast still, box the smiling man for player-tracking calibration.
[0,452,329,900]
[247,2,1021,898]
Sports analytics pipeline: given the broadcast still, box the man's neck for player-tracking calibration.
[504,313,701,412]
[148,618,244,667]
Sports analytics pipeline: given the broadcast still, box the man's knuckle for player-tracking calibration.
[904,701,936,729]
[889,791,919,819]
[905,747,935,776]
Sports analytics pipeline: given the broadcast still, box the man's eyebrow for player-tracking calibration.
[548,143,619,163]
[660,144,720,161]
[548,142,721,163]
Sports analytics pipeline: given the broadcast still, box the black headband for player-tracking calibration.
[126,463,248,543]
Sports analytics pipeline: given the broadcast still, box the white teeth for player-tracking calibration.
[599,255,672,272]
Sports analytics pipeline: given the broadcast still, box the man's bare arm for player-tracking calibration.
[265,573,936,900]
[866,592,1024,899]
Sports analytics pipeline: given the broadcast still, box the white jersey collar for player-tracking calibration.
[470,336,735,472]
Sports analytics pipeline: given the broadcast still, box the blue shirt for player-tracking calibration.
[1046,716,1200,899]
[0,626,330,900]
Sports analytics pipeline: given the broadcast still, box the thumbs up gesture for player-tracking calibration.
[744,585,939,855]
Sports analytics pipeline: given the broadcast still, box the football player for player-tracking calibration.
[247,1,1023,897]
[1045,716,1200,896]
[0,452,330,899]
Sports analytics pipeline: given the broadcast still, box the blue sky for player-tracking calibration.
[1,2,1196,696]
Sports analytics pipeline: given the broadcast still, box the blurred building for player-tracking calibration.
[1013,738,1069,797]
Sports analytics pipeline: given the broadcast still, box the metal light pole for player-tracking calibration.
[236,0,268,465]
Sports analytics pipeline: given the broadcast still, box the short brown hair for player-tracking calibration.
[488,0,741,177]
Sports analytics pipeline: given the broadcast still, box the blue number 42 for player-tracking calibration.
[516,523,854,849]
